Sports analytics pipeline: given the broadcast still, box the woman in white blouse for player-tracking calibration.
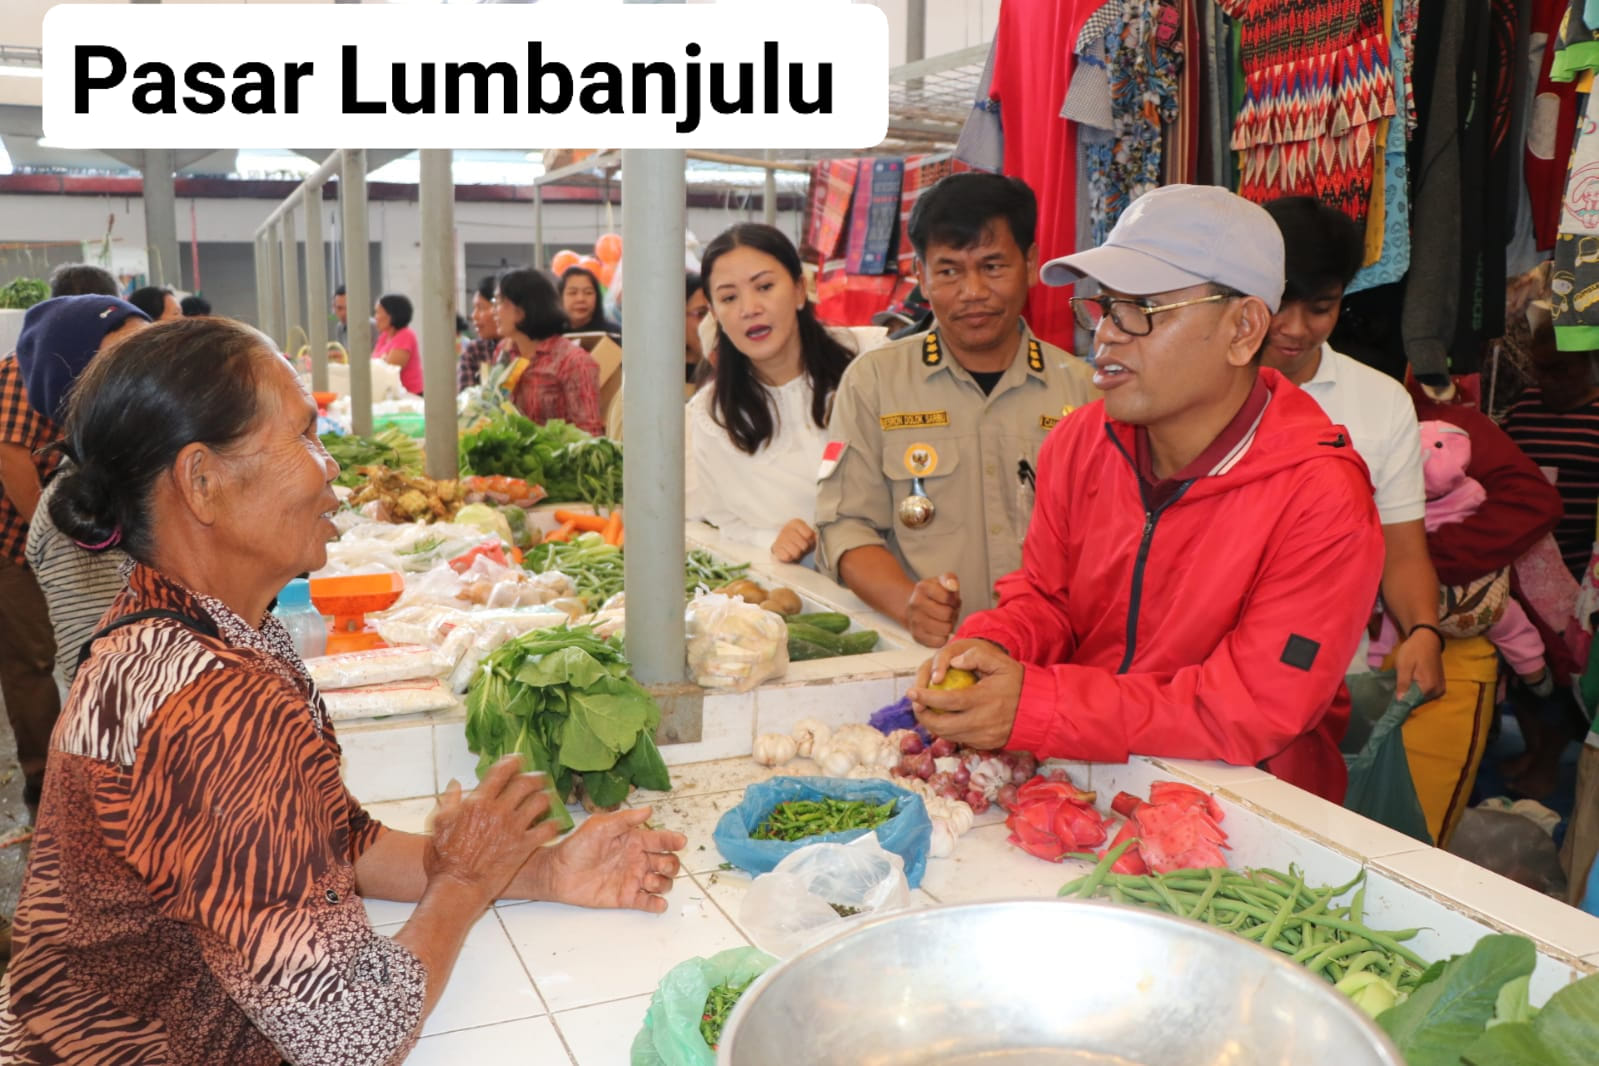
[687,224,855,565]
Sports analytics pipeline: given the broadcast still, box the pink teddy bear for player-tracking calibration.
[1371,421,1551,693]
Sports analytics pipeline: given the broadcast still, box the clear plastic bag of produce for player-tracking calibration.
[712,776,932,887]
[630,946,776,1066]
[738,837,910,958]
[684,592,789,692]
[304,644,451,690]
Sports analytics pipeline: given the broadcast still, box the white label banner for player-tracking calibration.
[42,3,889,149]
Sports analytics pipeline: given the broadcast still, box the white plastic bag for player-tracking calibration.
[304,644,451,690]
[319,678,457,720]
[684,592,788,692]
[738,836,910,958]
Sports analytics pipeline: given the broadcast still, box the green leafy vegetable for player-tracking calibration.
[321,428,423,487]
[0,277,49,310]
[463,625,670,832]
[1378,935,1536,1066]
[1464,970,1599,1066]
[541,436,624,508]
[458,411,622,505]
[1486,976,1538,1030]
[458,405,548,484]
[700,976,755,1050]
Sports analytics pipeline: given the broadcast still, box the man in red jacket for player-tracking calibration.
[908,185,1386,802]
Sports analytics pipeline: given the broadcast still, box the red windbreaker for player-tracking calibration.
[958,369,1385,802]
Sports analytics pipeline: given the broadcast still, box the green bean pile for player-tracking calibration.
[1060,842,1429,991]
[700,975,755,1050]
[684,550,749,595]
[751,798,896,842]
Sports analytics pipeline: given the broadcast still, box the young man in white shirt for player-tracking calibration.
[1263,197,1493,845]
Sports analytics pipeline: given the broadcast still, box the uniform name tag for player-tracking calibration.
[1039,415,1059,430]
[880,410,949,431]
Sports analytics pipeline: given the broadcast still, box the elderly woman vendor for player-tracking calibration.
[0,318,685,1064]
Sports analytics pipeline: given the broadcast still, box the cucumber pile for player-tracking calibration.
[786,612,880,661]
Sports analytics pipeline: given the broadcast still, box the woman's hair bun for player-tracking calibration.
[47,460,122,552]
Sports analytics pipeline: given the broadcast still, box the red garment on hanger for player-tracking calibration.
[991,0,1098,350]
[1528,0,1579,250]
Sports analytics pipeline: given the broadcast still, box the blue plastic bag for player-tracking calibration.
[712,776,932,888]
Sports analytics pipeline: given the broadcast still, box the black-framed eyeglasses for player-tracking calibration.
[1069,292,1234,336]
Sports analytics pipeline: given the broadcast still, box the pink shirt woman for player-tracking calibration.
[373,293,422,395]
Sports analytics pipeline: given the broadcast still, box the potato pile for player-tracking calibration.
[717,578,802,616]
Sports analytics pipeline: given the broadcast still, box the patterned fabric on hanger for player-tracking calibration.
[1067,1,1184,243]
[1220,0,1396,225]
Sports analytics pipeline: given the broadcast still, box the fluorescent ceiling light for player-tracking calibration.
[0,64,43,78]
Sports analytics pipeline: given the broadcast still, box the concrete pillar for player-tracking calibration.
[763,149,777,227]
[265,223,286,351]
[533,184,544,269]
[304,188,330,392]
[280,206,302,361]
[621,149,687,683]
[341,149,374,436]
[253,233,271,335]
[420,149,457,480]
[141,149,181,288]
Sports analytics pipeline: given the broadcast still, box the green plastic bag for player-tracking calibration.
[630,946,777,1066]
[1341,671,1433,845]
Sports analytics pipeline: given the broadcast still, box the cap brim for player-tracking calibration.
[1040,246,1211,294]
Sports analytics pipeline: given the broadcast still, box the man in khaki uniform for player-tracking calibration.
[817,173,1097,647]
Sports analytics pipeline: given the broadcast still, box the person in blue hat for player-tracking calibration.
[0,294,148,818]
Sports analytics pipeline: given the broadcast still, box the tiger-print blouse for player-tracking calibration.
[0,564,426,1065]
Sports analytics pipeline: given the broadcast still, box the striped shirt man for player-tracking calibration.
[1501,389,1599,579]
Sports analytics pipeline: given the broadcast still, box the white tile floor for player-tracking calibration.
[364,753,1599,1065]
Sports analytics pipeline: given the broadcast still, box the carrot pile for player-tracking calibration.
[543,508,624,546]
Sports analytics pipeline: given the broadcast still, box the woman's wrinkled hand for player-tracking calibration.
[425,755,560,903]
[531,807,686,914]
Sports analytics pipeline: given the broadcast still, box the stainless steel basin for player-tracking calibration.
[717,898,1405,1066]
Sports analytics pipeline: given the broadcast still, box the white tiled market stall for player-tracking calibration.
[332,523,1599,1063]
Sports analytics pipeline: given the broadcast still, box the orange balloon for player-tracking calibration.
[598,261,617,287]
[578,255,605,276]
[595,233,623,264]
[550,250,581,275]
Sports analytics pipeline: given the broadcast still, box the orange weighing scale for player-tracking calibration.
[309,572,404,654]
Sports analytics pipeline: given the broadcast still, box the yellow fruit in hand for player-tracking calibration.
[930,667,977,691]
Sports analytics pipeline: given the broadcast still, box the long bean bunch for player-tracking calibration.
[1060,844,1429,991]
[751,798,896,841]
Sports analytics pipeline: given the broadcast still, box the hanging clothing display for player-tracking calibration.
[1529,0,1581,251]
[989,0,1102,348]
[1350,0,1418,292]
[1220,0,1396,225]
[1552,94,1599,350]
[818,0,1580,379]
[1554,0,1599,80]
[1064,1,1184,244]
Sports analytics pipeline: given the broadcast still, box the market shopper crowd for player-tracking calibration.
[2,167,1599,1061]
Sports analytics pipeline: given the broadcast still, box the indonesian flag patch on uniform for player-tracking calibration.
[816,440,847,480]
